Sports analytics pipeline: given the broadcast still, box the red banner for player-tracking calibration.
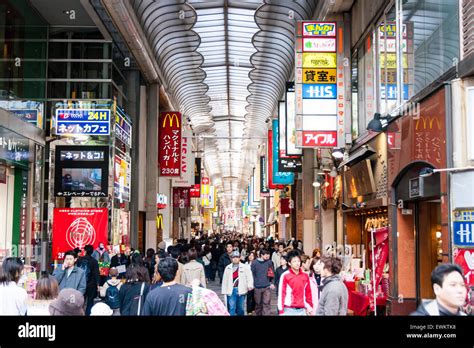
[280,198,291,214]
[370,227,389,287]
[52,208,108,261]
[173,187,190,208]
[302,131,337,147]
[159,112,181,176]
[267,130,284,190]
[454,249,474,287]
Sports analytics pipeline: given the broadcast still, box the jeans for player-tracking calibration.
[254,287,272,316]
[227,288,245,316]
[204,264,212,280]
[282,307,307,316]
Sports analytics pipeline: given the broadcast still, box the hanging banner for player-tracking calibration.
[159,112,181,177]
[114,153,131,202]
[370,227,389,287]
[114,107,132,148]
[190,184,201,197]
[260,156,270,196]
[52,208,108,261]
[172,127,194,187]
[272,120,294,185]
[173,187,190,208]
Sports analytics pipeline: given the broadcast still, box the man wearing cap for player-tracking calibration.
[49,288,85,316]
[221,250,254,316]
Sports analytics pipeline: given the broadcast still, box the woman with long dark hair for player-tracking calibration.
[0,257,27,315]
[118,262,151,315]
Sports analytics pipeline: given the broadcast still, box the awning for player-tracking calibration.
[338,145,376,169]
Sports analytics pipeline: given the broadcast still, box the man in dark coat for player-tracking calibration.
[217,242,234,284]
[77,244,100,316]
[53,250,87,295]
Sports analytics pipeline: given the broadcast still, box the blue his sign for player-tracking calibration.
[302,84,337,99]
[453,221,474,246]
[55,109,110,135]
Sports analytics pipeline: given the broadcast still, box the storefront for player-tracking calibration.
[341,132,389,315]
[387,87,449,315]
[0,109,45,267]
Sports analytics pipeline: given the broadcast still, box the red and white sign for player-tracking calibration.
[201,177,210,185]
[52,208,108,261]
[172,127,194,187]
[454,248,474,287]
[302,131,337,147]
[190,184,200,197]
[159,112,181,177]
[156,193,168,209]
[173,187,190,208]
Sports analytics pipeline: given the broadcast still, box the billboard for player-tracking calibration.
[52,208,108,261]
[158,112,181,176]
[54,145,109,197]
[55,109,110,136]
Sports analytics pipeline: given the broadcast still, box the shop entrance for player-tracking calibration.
[415,200,442,301]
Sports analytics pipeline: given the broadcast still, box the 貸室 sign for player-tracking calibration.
[453,210,474,247]
[55,109,110,135]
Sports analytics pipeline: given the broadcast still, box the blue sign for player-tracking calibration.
[453,221,474,246]
[55,109,110,135]
[302,84,337,99]
[11,109,38,125]
[272,120,294,185]
[380,84,409,100]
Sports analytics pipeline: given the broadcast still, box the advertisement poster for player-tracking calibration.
[114,154,131,202]
[158,112,181,176]
[173,187,190,208]
[271,120,294,185]
[454,248,474,287]
[52,208,108,261]
[114,107,132,148]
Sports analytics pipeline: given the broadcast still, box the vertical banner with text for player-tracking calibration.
[159,112,181,176]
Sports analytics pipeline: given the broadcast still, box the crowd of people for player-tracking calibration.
[0,231,469,316]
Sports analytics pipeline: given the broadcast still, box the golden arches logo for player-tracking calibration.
[156,214,163,229]
[162,113,180,128]
[415,116,442,130]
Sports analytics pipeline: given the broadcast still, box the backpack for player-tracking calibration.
[105,284,120,309]
[77,258,91,283]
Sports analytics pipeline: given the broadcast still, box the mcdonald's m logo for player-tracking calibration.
[156,214,163,229]
[162,112,181,128]
[415,116,442,131]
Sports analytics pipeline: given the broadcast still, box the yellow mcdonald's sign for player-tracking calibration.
[162,112,180,128]
[415,116,442,131]
[156,214,164,229]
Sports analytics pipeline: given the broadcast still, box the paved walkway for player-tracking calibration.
[206,278,279,316]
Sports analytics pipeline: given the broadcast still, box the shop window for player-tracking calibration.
[402,0,459,95]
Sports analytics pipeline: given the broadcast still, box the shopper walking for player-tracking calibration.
[118,265,150,316]
[0,257,28,315]
[245,251,257,315]
[274,255,288,295]
[143,257,192,316]
[100,267,122,315]
[272,242,285,270]
[26,274,59,315]
[77,244,100,315]
[251,249,274,316]
[277,251,313,316]
[411,263,467,316]
[217,241,234,284]
[316,256,348,316]
[202,246,213,282]
[53,250,87,295]
[182,248,207,288]
[221,250,254,316]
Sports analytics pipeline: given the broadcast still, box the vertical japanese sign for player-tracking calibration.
[279,100,302,172]
[295,22,340,148]
[172,127,194,187]
[285,82,302,156]
[260,156,270,196]
[194,158,202,184]
[201,177,210,206]
[159,112,181,177]
[114,154,131,202]
[19,170,28,257]
[271,120,294,185]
